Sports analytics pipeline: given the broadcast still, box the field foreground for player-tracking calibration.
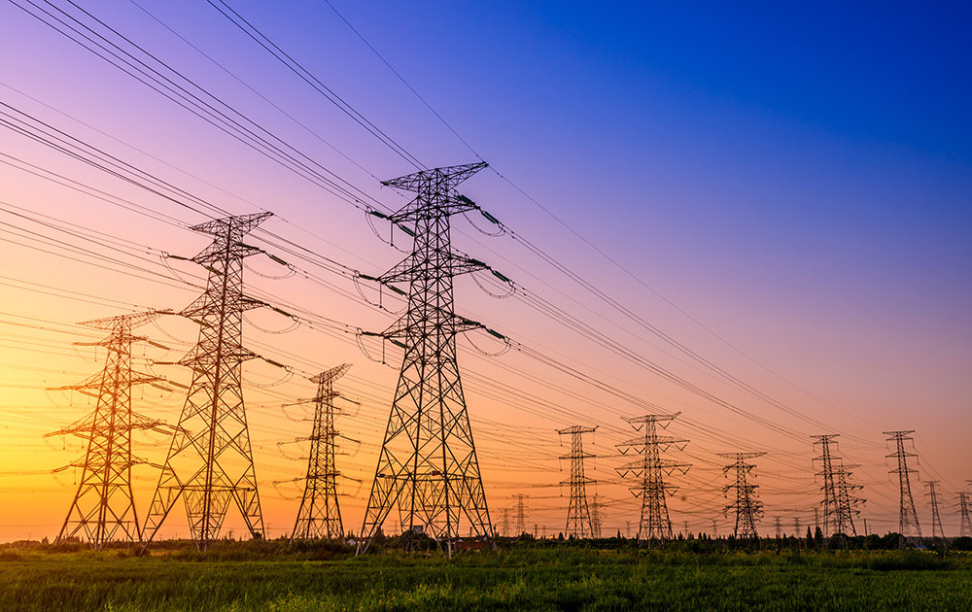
[1,545,970,611]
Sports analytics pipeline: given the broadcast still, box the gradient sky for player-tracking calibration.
[0,1,969,542]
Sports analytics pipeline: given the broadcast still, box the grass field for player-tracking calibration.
[1,544,971,611]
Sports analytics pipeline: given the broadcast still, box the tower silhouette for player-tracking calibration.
[958,491,972,538]
[616,413,689,543]
[925,480,945,543]
[812,434,863,538]
[48,312,167,549]
[591,494,602,538]
[885,430,922,545]
[291,364,351,540]
[143,212,271,549]
[514,494,527,536]
[358,163,493,556]
[558,425,597,538]
[721,452,765,540]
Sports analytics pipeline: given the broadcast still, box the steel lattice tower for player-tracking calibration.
[925,480,945,543]
[514,494,527,536]
[291,364,351,540]
[616,413,690,544]
[721,452,765,540]
[558,425,597,538]
[591,494,602,538]
[885,430,922,545]
[143,212,271,550]
[48,312,167,549]
[958,492,972,538]
[812,434,863,538]
[501,508,510,537]
[358,163,493,557]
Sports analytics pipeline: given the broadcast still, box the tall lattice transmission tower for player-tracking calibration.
[143,212,271,550]
[885,430,922,545]
[358,163,493,556]
[925,480,945,543]
[591,494,603,538]
[47,312,168,549]
[558,425,597,538]
[721,452,765,539]
[958,491,972,538]
[616,413,689,543]
[514,494,527,536]
[291,364,351,540]
[812,434,863,538]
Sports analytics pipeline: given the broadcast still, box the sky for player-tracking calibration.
[0,0,969,543]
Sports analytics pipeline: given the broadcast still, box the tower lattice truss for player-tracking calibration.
[292,364,351,540]
[812,434,864,538]
[925,480,945,542]
[885,430,922,544]
[721,452,765,539]
[143,212,271,549]
[558,425,597,538]
[48,312,168,549]
[616,413,690,543]
[358,163,493,556]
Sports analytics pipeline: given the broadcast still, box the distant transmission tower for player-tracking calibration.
[291,364,351,540]
[143,212,271,550]
[591,494,602,538]
[514,494,527,536]
[812,434,863,538]
[48,312,167,549]
[558,425,597,538]
[616,413,690,544]
[925,481,945,543]
[958,491,972,538]
[358,163,493,556]
[885,430,922,545]
[721,452,765,540]
[501,508,510,537]
[775,517,782,538]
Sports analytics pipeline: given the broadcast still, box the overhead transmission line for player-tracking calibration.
[3,2,900,482]
[312,0,882,442]
[9,0,865,452]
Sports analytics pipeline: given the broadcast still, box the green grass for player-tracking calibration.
[1,546,970,611]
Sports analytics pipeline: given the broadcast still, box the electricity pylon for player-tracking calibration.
[143,212,271,550]
[812,434,863,538]
[501,508,510,537]
[558,425,597,538]
[358,163,493,557]
[925,480,945,544]
[291,364,351,540]
[775,517,782,538]
[958,492,972,538]
[47,312,168,549]
[721,452,765,540]
[885,430,922,545]
[616,413,689,544]
[514,494,527,536]
[591,494,602,538]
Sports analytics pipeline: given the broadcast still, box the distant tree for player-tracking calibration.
[951,537,972,551]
